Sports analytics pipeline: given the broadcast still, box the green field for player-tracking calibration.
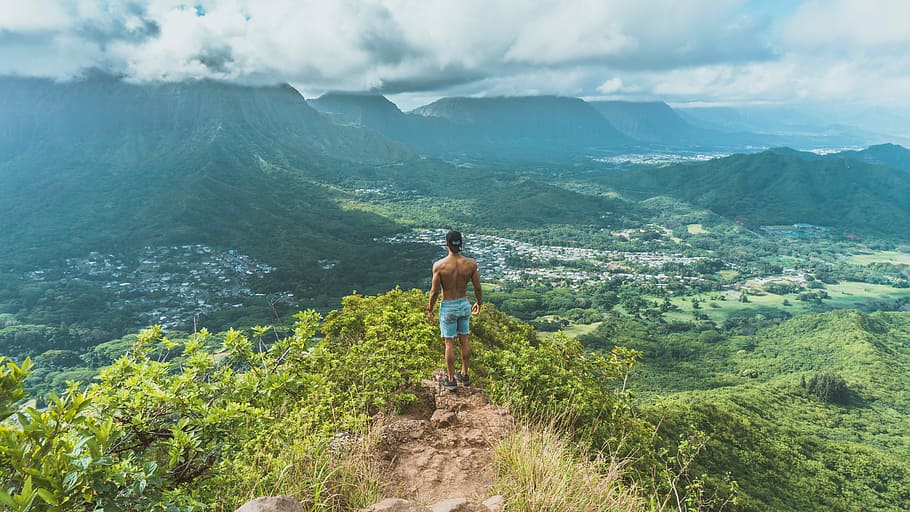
[559,321,602,338]
[660,281,910,324]
[847,250,910,266]
[686,223,708,234]
[825,280,910,305]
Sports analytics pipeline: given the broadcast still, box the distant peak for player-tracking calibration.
[865,142,908,151]
[309,92,402,114]
[317,90,390,99]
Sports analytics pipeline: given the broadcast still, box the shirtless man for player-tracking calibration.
[426,230,482,391]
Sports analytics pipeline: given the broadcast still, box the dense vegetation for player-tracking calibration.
[580,310,910,511]
[1,290,700,511]
[605,149,910,240]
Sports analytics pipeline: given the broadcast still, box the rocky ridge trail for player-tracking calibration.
[235,369,513,512]
[373,369,513,506]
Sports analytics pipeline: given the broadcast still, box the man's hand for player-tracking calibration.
[472,302,481,315]
[426,307,435,322]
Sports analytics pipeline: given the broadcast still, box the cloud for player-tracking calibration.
[782,0,910,53]
[597,78,624,95]
[0,0,907,108]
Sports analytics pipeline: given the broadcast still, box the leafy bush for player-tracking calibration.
[803,371,848,404]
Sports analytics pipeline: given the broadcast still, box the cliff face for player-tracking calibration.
[0,74,412,164]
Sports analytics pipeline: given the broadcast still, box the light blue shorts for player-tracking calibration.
[439,298,471,338]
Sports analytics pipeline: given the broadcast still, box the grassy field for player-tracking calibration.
[662,292,804,323]
[825,280,910,305]
[717,269,739,281]
[558,322,602,338]
[847,250,910,266]
[687,223,708,234]
[660,281,910,324]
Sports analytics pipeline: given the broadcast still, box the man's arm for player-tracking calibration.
[471,260,482,315]
[427,264,441,321]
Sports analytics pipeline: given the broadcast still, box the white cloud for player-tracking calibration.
[782,0,910,52]
[0,0,908,109]
[0,0,73,32]
[597,78,624,94]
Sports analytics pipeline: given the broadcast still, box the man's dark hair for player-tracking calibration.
[446,230,463,253]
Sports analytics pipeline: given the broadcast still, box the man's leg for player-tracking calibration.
[444,337,457,382]
[458,333,471,377]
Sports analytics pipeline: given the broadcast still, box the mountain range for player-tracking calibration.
[608,145,910,239]
[310,92,903,159]
[4,73,910,280]
[310,93,630,160]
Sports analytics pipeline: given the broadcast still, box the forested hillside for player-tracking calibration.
[581,310,910,511]
[606,148,910,240]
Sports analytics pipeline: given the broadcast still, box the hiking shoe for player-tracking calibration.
[454,372,471,386]
[441,379,458,391]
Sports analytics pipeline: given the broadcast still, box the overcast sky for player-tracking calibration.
[1,0,908,111]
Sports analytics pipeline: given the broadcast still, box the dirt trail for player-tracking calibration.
[376,369,513,504]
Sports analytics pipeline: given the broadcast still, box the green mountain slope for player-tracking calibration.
[608,149,910,239]
[0,74,424,298]
[582,310,910,511]
[0,74,640,339]
[834,143,910,171]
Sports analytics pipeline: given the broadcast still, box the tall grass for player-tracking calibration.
[214,428,386,512]
[492,423,644,512]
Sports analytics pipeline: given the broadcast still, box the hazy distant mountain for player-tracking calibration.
[0,73,410,166]
[307,92,449,153]
[611,148,910,239]
[677,105,889,148]
[834,143,910,171]
[0,74,424,297]
[412,95,629,149]
[588,101,695,144]
[311,94,632,161]
[308,92,410,136]
[586,100,768,148]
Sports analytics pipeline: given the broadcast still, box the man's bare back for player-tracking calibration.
[431,253,481,301]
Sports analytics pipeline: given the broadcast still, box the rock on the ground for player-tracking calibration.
[429,497,491,512]
[361,498,432,511]
[235,496,305,512]
[430,409,457,428]
[481,495,504,512]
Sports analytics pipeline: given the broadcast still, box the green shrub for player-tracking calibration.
[803,371,848,404]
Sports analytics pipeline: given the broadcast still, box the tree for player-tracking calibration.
[804,371,848,404]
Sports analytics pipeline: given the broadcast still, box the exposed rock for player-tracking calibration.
[430,409,457,428]
[235,496,305,512]
[361,498,432,512]
[481,495,504,512]
[429,497,490,512]
[330,430,363,453]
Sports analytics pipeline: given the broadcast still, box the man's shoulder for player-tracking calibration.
[432,256,450,268]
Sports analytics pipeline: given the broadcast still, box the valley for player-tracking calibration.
[3,75,910,511]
